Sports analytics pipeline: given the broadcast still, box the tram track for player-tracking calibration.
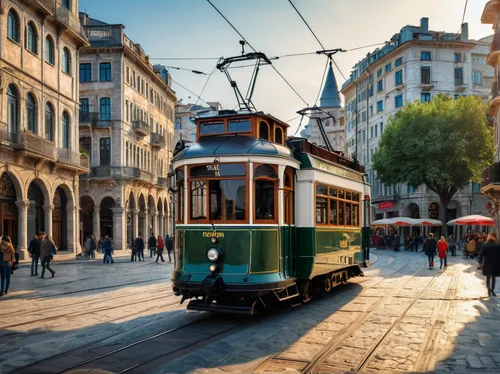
[0,290,178,336]
[253,254,443,373]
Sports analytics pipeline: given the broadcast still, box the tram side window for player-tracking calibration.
[228,119,251,133]
[259,121,270,141]
[315,183,361,227]
[176,185,184,222]
[209,180,246,221]
[255,180,275,220]
[190,181,207,220]
[200,122,225,136]
[275,126,284,145]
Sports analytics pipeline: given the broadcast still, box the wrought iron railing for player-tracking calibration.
[151,133,166,148]
[132,120,150,135]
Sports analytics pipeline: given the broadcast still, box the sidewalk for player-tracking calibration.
[19,248,133,264]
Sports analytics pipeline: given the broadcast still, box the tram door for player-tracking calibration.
[283,169,295,278]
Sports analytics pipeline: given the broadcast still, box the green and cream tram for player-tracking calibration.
[171,111,371,314]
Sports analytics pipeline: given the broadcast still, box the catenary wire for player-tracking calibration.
[456,0,469,34]
[194,66,218,106]
[286,0,347,82]
[293,114,305,137]
[170,77,211,107]
[205,0,309,106]
[314,58,330,106]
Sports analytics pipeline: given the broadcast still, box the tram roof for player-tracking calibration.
[173,135,293,160]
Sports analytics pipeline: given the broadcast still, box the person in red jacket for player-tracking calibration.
[437,236,449,269]
[155,235,165,263]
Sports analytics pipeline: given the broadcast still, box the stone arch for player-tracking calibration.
[100,196,115,238]
[138,194,146,236]
[1,169,23,200]
[428,202,440,220]
[80,194,95,243]
[53,184,74,251]
[0,172,20,248]
[126,191,137,245]
[27,178,49,238]
[404,202,420,219]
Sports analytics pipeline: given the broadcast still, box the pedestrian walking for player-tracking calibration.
[39,232,56,278]
[478,233,500,296]
[84,235,97,260]
[437,236,449,269]
[148,232,157,258]
[165,234,174,263]
[0,235,15,296]
[28,233,41,276]
[448,235,457,256]
[424,233,437,270]
[156,235,165,262]
[102,235,114,264]
[134,233,145,261]
[97,238,103,254]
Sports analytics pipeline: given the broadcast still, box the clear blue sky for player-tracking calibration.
[80,0,493,133]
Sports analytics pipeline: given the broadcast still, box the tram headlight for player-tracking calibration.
[210,236,218,244]
[209,264,218,273]
[207,248,220,262]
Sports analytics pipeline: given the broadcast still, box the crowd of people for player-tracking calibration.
[130,233,174,263]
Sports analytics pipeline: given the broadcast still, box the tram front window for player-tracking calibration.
[255,180,275,220]
[209,180,246,221]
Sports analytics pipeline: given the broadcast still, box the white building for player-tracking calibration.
[340,18,493,231]
[0,0,89,258]
[78,13,176,250]
[301,62,345,152]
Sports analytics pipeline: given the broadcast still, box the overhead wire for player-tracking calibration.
[205,0,309,107]
[456,0,469,34]
[314,58,330,106]
[194,66,218,106]
[170,77,211,107]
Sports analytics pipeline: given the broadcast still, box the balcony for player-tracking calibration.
[487,30,500,65]
[39,0,89,47]
[19,0,52,15]
[151,133,166,148]
[12,131,56,161]
[81,166,156,184]
[482,162,500,195]
[157,177,168,188]
[79,112,98,127]
[57,148,89,171]
[132,120,150,136]
[454,79,466,92]
[95,120,112,129]
[85,26,123,47]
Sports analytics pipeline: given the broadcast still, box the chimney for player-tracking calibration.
[79,12,88,26]
[420,17,429,33]
[461,23,469,42]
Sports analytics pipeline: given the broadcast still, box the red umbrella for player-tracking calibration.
[447,215,494,226]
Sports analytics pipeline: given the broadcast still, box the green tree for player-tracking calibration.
[373,95,494,233]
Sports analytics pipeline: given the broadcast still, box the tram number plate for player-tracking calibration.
[202,232,225,238]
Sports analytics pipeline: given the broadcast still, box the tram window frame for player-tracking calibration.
[176,167,184,224]
[258,120,271,141]
[254,163,278,224]
[315,182,361,228]
[187,163,249,224]
[199,121,225,136]
[284,168,294,225]
[227,118,252,134]
[274,125,284,145]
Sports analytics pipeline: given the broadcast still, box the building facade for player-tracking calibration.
[481,1,500,233]
[78,14,176,251]
[0,0,89,258]
[301,62,345,152]
[340,17,494,231]
[174,101,222,143]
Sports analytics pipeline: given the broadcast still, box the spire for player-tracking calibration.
[319,61,341,108]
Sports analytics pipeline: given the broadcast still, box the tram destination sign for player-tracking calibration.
[309,156,363,182]
[190,163,246,178]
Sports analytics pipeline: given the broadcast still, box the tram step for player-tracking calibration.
[187,299,257,315]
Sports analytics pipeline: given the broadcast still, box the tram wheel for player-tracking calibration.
[323,277,332,293]
[299,280,312,303]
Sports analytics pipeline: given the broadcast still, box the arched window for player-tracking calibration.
[275,126,284,145]
[27,93,38,133]
[45,103,55,142]
[254,164,278,222]
[62,47,71,75]
[45,36,55,64]
[26,22,38,54]
[7,9,20,42]
[62,111,70,149]
[7,85,19,141]
[259,121,270,141]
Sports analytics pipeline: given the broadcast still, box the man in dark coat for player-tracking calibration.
[478,233,500,296]
[148,233,157,258]
[165,234,174,263]
[28,233,41,276]
[102,235,114,264]
[424,233,437,270]
[134,233,145,262]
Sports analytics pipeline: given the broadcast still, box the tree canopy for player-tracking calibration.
[372,94,494,229]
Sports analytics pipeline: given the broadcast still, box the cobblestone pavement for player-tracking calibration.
[0,250,498,373]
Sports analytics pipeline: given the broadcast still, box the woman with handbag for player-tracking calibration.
[0,235,15,296]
